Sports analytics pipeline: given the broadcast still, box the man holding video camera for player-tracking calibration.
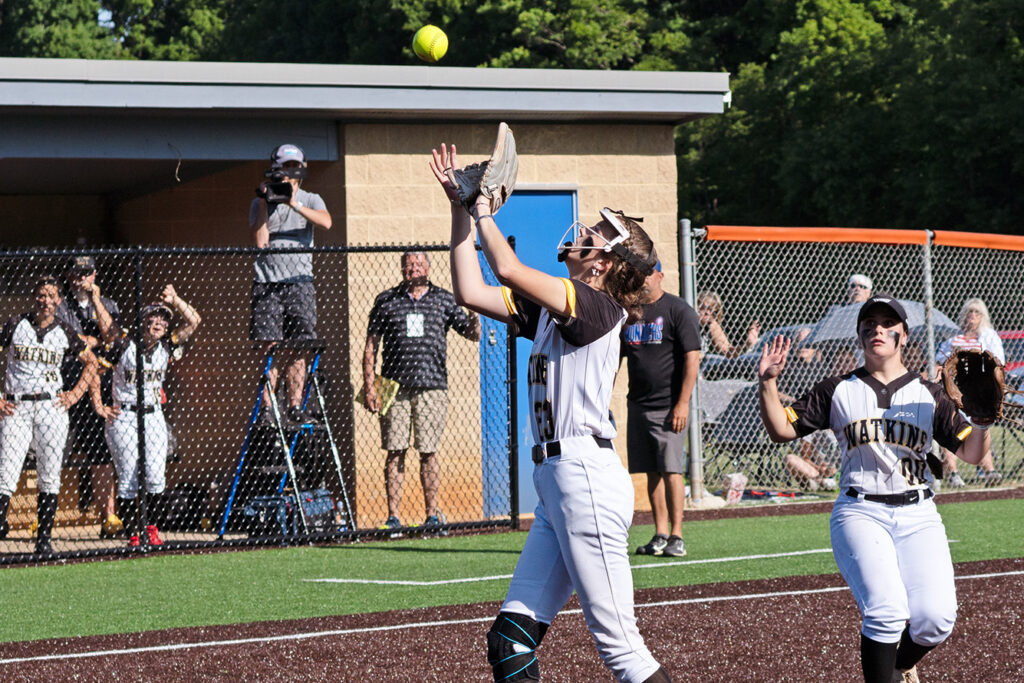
[249,143,332,426]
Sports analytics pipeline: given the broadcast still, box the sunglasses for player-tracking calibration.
[848,283,870,290]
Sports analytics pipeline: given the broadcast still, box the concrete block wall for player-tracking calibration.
[345,122,680,521]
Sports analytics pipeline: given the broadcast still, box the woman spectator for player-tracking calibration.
[696,291,760,358]
[935,298,1003,487]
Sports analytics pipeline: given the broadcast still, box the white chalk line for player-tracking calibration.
[303,547,836,586]
[1,568,1020,665]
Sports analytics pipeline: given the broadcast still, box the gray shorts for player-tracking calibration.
[250,281,317,341]
[626,401,687,475]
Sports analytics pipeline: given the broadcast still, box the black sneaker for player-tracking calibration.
[423,513,449,537]
[379,516,402,538]
[636,534,669,556]
[663,535,687,557]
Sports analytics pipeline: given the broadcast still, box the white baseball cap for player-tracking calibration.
[848,273,873,290]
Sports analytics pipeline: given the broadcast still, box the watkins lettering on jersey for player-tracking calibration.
[841,418,929,456]
[787,368,968,496]
[622,316,664,345]
[109,338,181,407]
[124,368,168,385]
[11,345,61,365]
[0,315,84,395]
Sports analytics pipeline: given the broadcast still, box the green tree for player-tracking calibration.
[104,0,226,60]
[0,0,121,57]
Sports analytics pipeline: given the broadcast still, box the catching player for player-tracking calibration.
[758,294,990,682]
[100,285,200,547]
[430,137,670,683]
[0,276,99,556]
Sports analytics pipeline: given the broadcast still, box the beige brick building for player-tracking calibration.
[0,58,729,532]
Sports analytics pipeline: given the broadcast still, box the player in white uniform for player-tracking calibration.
[0,276,98,555]
[430,143,669,682]
[101,285,200,547]
[758,295,990,682]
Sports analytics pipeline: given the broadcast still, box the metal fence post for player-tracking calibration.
[922,231,938,380]
[507,236,520,529]
[132,251,149,546]
[680,219,705,503]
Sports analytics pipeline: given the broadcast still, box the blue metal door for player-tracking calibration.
[479,190,576,516]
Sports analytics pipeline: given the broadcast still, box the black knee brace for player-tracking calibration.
[486,612,548,682]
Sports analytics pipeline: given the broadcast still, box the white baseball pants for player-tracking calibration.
[501,435,661,682]
[105,408,168,498]
[831,493,957,646]
[0,399,68,496]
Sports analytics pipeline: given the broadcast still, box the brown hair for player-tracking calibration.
[600,216,654,324]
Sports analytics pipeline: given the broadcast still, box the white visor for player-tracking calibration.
[555,208,629,259]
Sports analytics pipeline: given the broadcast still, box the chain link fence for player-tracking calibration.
[0,245,513,564]
[689,226,1024,497]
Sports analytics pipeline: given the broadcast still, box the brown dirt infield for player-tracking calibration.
[0,489,1020,681]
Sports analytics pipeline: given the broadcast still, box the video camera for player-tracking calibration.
[255,166,308,204]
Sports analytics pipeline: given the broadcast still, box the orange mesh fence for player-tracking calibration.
[691,226,1024,499]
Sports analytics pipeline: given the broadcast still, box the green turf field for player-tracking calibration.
[0,497,1019,643]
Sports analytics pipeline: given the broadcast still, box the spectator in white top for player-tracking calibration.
[935,298,1004,486]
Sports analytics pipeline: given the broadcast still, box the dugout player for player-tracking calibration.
[431,143,671,682]
[620,257,700,558]
[758,294,991,682]
[362,251,480,531]
[54,255,121,526]
[0,276,99,556]
[250,143,332,426]
[100,285,201,547]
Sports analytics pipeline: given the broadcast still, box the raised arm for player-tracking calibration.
[430,144,510,322]
[758,335,798,442]
[289,189,332,230]
[90,283,121,343]
[470,196,577,318]
[161,285,201,342]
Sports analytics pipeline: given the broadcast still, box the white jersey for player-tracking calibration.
[503,278,625,445]
[786,368,970,495]
[107,337,182,408]
[0,314,86,396]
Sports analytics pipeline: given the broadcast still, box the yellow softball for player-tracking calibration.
[413,25,448,63]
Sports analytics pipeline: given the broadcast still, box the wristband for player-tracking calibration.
[475,214,494,225]
[968,418,993,431]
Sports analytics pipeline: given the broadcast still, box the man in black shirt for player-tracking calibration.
[54,256,122,530]
[362,252,480,530]
[620,259,701,557]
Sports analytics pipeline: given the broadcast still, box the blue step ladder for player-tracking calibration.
[218,340,355,538]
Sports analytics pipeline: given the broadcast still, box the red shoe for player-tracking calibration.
[146,525,163,546]
[128,535,140,547]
